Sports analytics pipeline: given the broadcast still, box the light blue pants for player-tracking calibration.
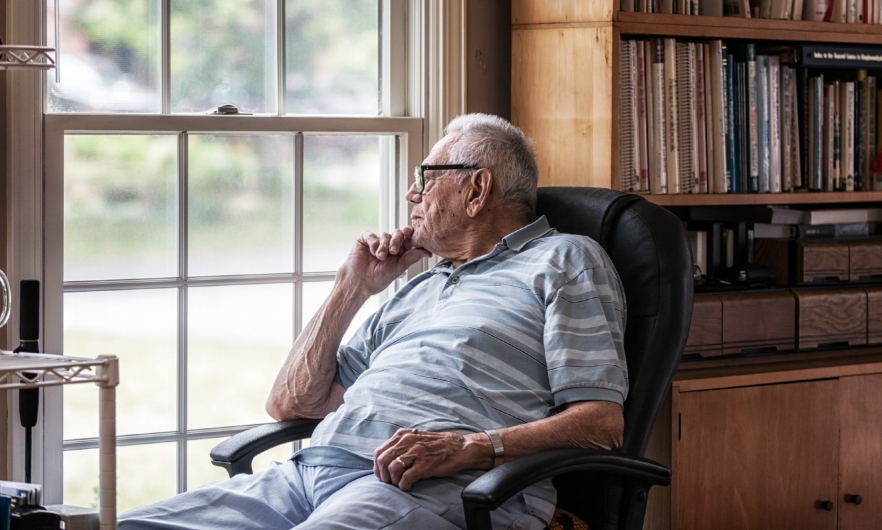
[117,459,547,530]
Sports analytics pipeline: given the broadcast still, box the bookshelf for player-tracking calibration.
[512,3,882,528]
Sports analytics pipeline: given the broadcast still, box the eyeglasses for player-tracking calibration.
[413,164,481,193]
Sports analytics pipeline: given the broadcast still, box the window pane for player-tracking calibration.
[63,289,178,439]
[188,284,293,429]
[171,0,277,114]
[303,136,381,272]
[286,0,380,114]
[186,437,295,491]
[188,135,294,277]
[64,135,178,282]
[64,442,177,513]
[302,281,379,343]
[47,0,160,113]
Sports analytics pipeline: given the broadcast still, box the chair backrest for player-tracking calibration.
[536,187,693,527]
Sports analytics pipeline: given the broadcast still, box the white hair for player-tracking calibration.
[442,113,539,220]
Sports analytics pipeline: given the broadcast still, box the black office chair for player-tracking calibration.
[210,186,694,530]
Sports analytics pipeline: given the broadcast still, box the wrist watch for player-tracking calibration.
[484,429,505,468]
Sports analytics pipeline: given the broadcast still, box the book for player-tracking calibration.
[797,43,882,69]
[855,71,866,192]
[824,82,837,191]
[690,204,807,224]
[769,55,781,193]
[757,55,771,192]
[781,64,794,191]
[677,41,700,194]
[664,38,681,193]
[867,74,877,191]
[651,39,669,194]
[843,80,855,191]
[742,44,760,192]
[725,51,738,193]
[636,41,651,192]
[697,43,710,193]
[710,41,729,193]
[619,40,640,192]
[802,206,882,224]
[689,221,724,276]
[808,76,825,190]
[752,221,880,238]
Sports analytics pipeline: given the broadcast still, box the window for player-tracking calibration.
[43,0,421,512]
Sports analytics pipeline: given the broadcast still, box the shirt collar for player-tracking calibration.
[430,216,555,272]
[501,215,554,251]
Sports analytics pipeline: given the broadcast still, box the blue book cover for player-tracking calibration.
[725,50,737,193]
[757,55,771,193]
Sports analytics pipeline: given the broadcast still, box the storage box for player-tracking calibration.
[719,291,796,355]
[795,288,867,349]
[848,241,882,281]
[684,294,722,357]
[797,242,849,283]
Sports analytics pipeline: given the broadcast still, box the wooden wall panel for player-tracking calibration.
[512,26,613,187]
[676,381,839,530]
[512,0,613,25]
[839,374,882,528]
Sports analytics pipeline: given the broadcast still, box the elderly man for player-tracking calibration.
[119,114,627,530]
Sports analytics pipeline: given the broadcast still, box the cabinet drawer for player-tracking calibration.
[795,288,868,349]
[869,288,882,345]
[849,241,882,281]
[719,291,796,355]
[798,242,849,283]
[684,295,722,357]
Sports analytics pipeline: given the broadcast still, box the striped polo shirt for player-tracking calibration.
[306,216,628,521]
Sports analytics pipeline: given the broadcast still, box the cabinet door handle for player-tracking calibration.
[818,501,834,511]
[845,494,863,505]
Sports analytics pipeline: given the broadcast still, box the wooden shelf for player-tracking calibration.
[639,190,882,206]
[615,12,882,44]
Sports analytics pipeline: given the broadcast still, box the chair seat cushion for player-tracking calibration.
[545,508,589,530]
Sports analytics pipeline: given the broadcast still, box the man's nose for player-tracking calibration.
[405,182,421,204]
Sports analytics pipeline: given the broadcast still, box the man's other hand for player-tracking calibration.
[373,429,493,492]
[337,227,432,296]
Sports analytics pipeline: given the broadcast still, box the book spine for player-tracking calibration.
[619,40,638,192]
[781,64,794,191]
[769,55,781,192]
[867,74,876,191]
[712,41,729,193]
[645,41,657,191]
[834,82,842,191]
[757,55,771,192]
[676,42,699,194]
[824,82,836,191]
[854,69,869,190]
[746,44,760,192]
[809,76,825,190]
[652,39,669,194]
[636,41,651,192]
[698,43,711,193]
[725,51,737,193]
[791,75,803,189]
[665,38,681,193]
[738,62,749,193]
[844,80,856,191]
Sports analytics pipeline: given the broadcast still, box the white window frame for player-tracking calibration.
[6,0,469,504]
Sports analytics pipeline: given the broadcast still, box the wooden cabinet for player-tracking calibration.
[644,351,882,530]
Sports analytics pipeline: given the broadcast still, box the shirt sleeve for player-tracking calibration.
[544,265,628,408]
[333,310,380,389]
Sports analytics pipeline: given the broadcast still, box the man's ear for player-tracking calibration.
[464,169,493,218]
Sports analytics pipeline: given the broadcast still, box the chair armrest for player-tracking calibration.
[461,449,670,530]
[210,419,321,477]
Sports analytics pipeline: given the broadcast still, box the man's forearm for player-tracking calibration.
[463,401,624,467]
[266,283,370,420]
